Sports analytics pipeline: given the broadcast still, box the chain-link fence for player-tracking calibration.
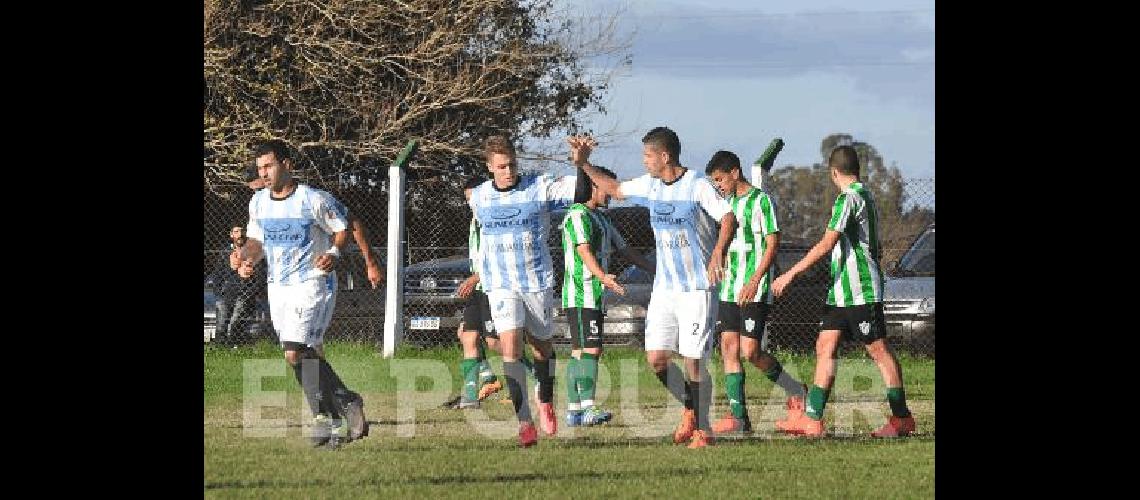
[203,175,934,356]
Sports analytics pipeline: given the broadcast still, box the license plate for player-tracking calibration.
[204,326,215,341]
[410,317,441,330]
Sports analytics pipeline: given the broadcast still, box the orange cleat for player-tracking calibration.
[673,409,697,444]
[779,412,825,437]
[687,429,715,448]
[477,379,503,401]
[871,415,916,437]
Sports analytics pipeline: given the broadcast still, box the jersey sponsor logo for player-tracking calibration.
[658,233,691,249]
[264,222,291,232]
[745,318,755,333]
[653,203,676,215]
[489,207,522,219]
[490,241,540,252]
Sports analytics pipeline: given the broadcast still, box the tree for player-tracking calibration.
[204,0,631,192]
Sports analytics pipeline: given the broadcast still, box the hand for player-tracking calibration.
[315,252,337,272]
[737,278,759,306]
[601,274,625,296]
[236,259,255,279]
[365,260,383,289]
[229,248,243,270]
[457,275,478,299]
[567,135,596,166]
[771,273,794,298]
[706,253,724,285]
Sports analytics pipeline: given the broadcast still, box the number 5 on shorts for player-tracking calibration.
[590,320,599,334]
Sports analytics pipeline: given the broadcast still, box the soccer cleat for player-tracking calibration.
[539,402,558,436]
[477,379,503,401]
[673,409,697,444]
[341,391,368,440]
[871,415,916,437]
[687,429,715,448]
[581,407,612,426]
[711,413,749,434]
[325,420,349,450]
[310,414,332,447]
[775,393,806,432]
[779,412,825,437]
[566,411,584,427]
[519,421,538,447]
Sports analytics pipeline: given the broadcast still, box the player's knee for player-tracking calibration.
[815,336,838,359]
[647,354,671,373]
[865,339,891,359]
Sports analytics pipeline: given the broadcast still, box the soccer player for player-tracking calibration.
[561,165,655,427]
[704,150,807,435]
[450,177,510,409]
[467,135,579,447]
[570,128,737,448]
[231,140,367,449]
[771,145,916,438]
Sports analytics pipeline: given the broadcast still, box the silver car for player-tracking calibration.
[883,224,935,352]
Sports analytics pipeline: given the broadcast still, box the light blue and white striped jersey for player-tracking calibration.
[246,184,349,285]
[621,170,730,292]
[468,173,577,293]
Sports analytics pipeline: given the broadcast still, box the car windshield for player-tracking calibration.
[896,229,935,276]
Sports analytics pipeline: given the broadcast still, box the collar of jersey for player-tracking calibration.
[492,176,521,192]
[660,168,687,186]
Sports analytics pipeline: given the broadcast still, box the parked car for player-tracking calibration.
[883,223,935,353]
[400,255,471,346]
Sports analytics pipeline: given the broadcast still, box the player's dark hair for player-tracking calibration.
[642,127,681,164]
[828,145,861,176]
[254,139,292,164]
[573,165,616,203]
[705,150,741,175]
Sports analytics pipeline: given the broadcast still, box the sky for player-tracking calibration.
[541,0,934,181]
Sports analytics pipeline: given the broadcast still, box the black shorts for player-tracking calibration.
[461,290,498,339]
[716,301,770,340]
[820,303,886,345]
[565,307,604,350]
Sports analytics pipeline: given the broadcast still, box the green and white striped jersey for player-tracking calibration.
[826,181,884,306]
[719,187,779,304]
[561,204,627,310]
[468,217,482,292]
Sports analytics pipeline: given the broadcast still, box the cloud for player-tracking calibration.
[622,3,934,104]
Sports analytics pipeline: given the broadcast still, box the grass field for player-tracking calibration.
[204,341,934,498]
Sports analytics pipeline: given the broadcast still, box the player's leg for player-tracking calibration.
[306,275,358,447]
[712,302,747,434]
[475,292,504,400]
[677,290,716,448]
[578,308,611,425]
[487,289,537,446]
[522,288,558,436]
[856,304,915,437]
[645,290,689,409]
[565,308,584,426]
[781,306,843,437]
[272,282,341,448]
[740,303,807,430]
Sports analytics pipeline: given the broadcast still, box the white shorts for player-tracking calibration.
[644,289,717,359]
[267,274,338,347]
[486,288,554,340]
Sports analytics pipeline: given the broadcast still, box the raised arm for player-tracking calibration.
[568,135,624,200]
